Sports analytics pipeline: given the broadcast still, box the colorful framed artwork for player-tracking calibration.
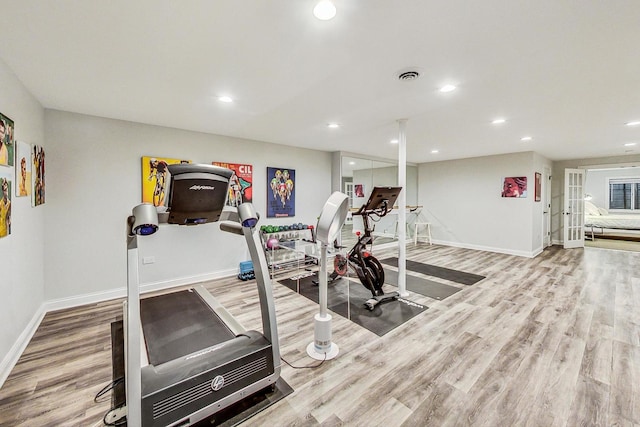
[267,167,295,218]
[354,184,365,198]
[0,169,11,238]
[15,141,31,197]
[141,156,191,209]
[32,145,45,206]
[534,172,542,202]
[502,176,527,198]
[212,162,253,207]
[0,112,14,167]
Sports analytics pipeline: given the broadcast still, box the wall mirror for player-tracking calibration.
[339,153,418,248]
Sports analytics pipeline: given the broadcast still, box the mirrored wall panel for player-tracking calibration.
[340,154,418,247]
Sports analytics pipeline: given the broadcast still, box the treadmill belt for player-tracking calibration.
[141,289,235,366]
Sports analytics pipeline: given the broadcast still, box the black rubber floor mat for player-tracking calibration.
[383,269,461,300]
[278,275,427,336]
[380,257,485,285]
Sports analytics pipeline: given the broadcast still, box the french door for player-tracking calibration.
[563,168,585,249]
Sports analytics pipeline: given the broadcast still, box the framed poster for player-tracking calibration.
[0,112,14,167]
[534,172,542,202]
[141,156,190,209]
[15,141,31,197]
[32,145,45,206]
[0,169,11,238]
[212,162,253,207]
[354,184,365,198]
[267,167,295,218]
[502,176,527,198]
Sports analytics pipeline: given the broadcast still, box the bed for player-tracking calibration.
[584,201,640,239]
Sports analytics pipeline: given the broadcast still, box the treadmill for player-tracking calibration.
[123,164,281,427]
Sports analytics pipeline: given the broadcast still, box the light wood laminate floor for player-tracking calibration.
[1,244,639,426]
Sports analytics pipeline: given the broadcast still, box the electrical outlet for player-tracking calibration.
[143,256,155,264]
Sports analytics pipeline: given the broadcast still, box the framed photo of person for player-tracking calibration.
[15,141,31,197]
[0,112,14,167]
[32,145,45,206]
[0,169,11,238]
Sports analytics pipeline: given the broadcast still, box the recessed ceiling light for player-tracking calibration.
[390,139,399,144]
[521,136,533,141]
[217,96,233,103]
[492,118,506,125]
[431,149,439,154]
[626,121,640,127]
[313,1,336,20]
[625,142,637,146]
[327,123,339,128]
[349,161,355,165]
[439,84,457,93]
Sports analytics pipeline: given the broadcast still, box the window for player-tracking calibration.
[608,178,640,210]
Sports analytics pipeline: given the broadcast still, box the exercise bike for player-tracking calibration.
[317,186,402,311]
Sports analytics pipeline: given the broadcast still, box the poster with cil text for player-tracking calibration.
[212,162,253,207]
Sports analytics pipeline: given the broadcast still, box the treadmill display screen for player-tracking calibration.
[166,164,233,225]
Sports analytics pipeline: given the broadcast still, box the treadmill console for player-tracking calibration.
[166,164,234,225]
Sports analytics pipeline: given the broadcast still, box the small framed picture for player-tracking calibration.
[534,172,542,202]
[502,176,527,198]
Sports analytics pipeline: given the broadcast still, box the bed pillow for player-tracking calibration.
[597,207,609,215]
[584,201,601,216]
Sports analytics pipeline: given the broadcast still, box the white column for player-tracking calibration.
[397,119,409,297]
[126,237,142,427]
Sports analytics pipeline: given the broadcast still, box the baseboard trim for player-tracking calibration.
[44,287,128,313]
[139,268,238,296]
[0,304,46,389]
[432,239,538,258]
[44,268,237,312]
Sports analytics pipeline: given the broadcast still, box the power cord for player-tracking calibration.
[280,351,327,369]
[95,377,127,426]
[94,377,124,402]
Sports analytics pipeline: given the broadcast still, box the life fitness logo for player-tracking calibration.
[211,375,225,391]
[190,185,216,191]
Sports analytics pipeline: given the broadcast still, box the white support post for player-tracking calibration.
[397,119,409,297]
[126,236,142,427]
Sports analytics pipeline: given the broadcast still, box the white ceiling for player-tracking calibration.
[0,1,639,164]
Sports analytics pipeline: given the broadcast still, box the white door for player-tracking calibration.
[563,168,585,249]
[543,166,552,247]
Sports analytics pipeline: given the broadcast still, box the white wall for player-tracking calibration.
[418,152,549,257]
[0,60,46,384]
[43,110,332,303]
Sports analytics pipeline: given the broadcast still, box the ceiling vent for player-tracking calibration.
[398,70,420,81]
